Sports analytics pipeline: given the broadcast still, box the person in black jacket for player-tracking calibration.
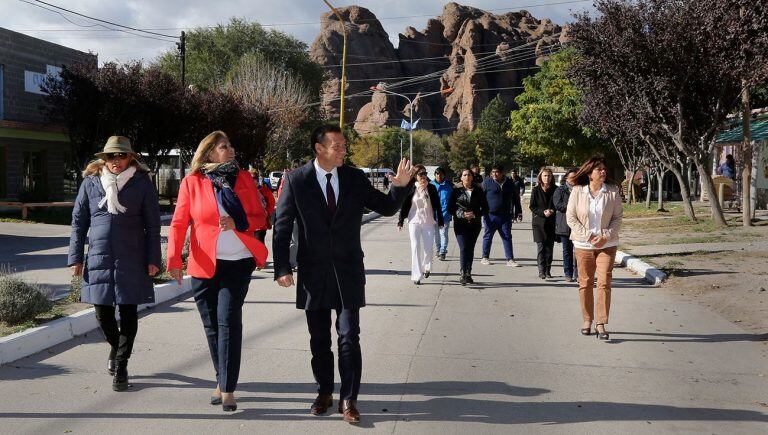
[553,169,578,282]
[449,169,489,285]
[273,125,415,424]
[398,165,444,285]
[509,169,525,222]
[530,168,557,279]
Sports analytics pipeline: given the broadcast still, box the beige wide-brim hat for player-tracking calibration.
[94,136,138,159]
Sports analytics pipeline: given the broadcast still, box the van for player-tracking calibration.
[268,171,283,190]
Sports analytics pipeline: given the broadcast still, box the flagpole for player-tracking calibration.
[323,0,347,128]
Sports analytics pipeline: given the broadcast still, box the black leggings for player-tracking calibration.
[94,304,138,362]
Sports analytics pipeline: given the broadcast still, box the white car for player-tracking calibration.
[268,171,283,190]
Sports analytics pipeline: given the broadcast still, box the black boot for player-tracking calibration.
[460,270,467,286]
[465,268,474,284]
[113,360,129,391]
[107,359,116,376]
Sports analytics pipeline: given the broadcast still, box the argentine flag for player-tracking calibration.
[400,118,420,131]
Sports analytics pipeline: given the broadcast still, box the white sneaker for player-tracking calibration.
[481,257,490,265]
[506,259,519,267]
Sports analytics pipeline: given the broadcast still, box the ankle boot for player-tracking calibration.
[460,270,467,286]
[465,269,474,284]
[113,360,129,391]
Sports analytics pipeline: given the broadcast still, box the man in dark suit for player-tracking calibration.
[273,124,414,424]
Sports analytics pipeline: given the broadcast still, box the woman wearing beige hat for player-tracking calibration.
[566,156,622,340]
[68,136,162,390]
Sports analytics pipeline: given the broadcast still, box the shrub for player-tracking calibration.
[0,270,54,325]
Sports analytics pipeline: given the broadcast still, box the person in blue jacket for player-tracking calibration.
[431,167,453,261]
[480,165,520,267]
[68,136,161,392]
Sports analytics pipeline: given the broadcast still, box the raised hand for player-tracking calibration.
[389,158,416,187]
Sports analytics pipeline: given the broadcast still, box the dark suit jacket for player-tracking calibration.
[273,160,412,310]
[397,183,444,227]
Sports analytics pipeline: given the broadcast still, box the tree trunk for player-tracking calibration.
[696,159,728,227]
[742,82,753,226]
[668,165,696,221]
[657,170,666,211]
[645,170,653,209]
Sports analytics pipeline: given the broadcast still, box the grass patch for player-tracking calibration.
[0,207,74,225]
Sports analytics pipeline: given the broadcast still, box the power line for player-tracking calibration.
[9,0,588,35]
[25,0,179,40]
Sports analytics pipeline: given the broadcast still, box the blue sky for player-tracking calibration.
[2,0,595,64]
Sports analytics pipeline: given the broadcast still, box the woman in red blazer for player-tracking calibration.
[249,169,276,243]
[167,131,268,412]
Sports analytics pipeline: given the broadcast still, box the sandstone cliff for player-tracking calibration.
[310,2,565,134]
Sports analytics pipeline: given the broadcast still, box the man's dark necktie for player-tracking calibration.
[325,173,337,217]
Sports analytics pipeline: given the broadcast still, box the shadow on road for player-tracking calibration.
[607,331,768,344]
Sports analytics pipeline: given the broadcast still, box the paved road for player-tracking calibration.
[1,216,766,434]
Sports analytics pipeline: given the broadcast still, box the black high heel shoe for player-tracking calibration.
[223,401,237,412]
[595,324,609,340]
[580,325,592,335]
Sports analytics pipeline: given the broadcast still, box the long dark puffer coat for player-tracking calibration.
[68,168,161,306]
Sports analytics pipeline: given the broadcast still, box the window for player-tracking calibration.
[22,150,46,192]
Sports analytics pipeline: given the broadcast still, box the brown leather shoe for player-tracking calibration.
[338,399,360,423]
[310,394,333,415]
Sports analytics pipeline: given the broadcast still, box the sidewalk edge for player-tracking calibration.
[616,250,667,286]
[0,277,192,365]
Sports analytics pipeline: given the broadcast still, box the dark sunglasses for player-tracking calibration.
[105,152,129,160]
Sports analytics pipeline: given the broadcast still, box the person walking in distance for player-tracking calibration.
[250,168,276,244]
[509,169,525,222]
[566,156,623,340]
[272,125,415,424]
[68,136,161,392]
[480,165,520,267]
[530,168,557,279]
[167,131,268,411]
[450,169,489,285]
[431,167,453,261]
[554,169,578,282]
[398,165,444,285]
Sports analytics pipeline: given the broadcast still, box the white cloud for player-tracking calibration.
[1,0,595,64]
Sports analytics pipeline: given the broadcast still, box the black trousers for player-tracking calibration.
[537,239,555,274]
[94,304,138,362]
[455,225,481,273]
[192,257,255,393]
[254,230,267,243]
[305,308,361,400]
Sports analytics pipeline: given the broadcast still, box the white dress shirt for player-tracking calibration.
[314,159,339,204]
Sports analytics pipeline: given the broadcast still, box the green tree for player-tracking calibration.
[508,48,607,166]
[475,95,516,170]
[157,18,323,94]
[447,129,479,174]
[348,127,438,169]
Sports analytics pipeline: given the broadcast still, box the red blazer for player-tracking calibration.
[167,170,268,278]
[256,184,275,230]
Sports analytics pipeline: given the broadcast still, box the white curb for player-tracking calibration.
[361,212,381,224]
[616,251,667,286]
[0,277,193,366]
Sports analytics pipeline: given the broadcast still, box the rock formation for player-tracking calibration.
[310,2,566,134]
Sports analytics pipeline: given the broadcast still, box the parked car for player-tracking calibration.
[268,171,283,190]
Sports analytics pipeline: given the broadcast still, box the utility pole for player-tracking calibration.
[740,7,753,226]
[178,31,186,87]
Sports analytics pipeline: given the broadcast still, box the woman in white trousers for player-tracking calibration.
[398,166,444,284]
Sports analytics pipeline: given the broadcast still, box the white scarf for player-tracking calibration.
[98,166,136,214]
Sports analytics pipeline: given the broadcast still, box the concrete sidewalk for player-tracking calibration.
[0,216,766,434]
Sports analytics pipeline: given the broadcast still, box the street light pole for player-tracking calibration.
[323,0,348,128]
[370,85,452,162]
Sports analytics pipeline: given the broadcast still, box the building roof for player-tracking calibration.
[716,119,768,143]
